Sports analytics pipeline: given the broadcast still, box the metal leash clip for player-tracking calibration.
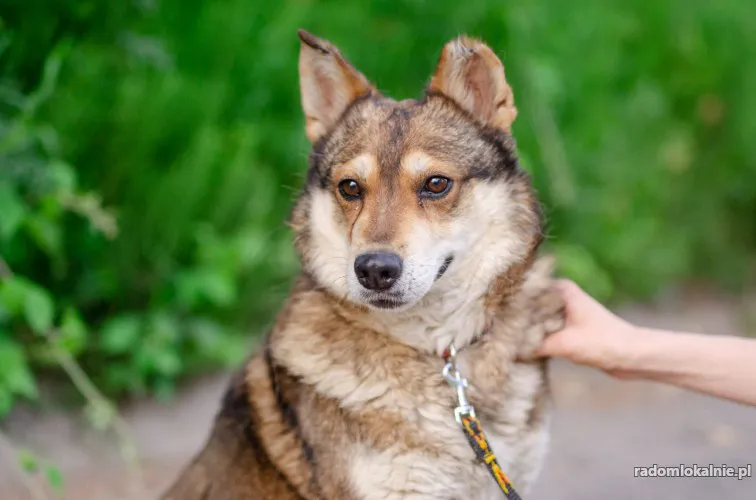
[442,343,524,499]
[442,342,476,425]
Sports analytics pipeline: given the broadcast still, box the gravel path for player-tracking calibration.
[2,292,754,499]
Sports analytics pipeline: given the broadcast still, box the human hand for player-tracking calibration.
[535,279,645,377]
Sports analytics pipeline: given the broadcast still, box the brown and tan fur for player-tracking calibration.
[163,30,564,500]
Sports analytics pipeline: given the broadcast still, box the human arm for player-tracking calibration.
[536,280,756,407]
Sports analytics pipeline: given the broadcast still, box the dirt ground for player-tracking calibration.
[1,290,754,499]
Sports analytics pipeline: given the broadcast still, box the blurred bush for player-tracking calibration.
[1,0,755,412]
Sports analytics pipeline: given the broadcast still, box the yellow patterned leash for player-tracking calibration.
[442,343,522,500]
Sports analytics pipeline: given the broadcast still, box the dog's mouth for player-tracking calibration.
[435,255,454,280]
[368,297,406,310]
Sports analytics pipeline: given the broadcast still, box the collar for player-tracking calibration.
[441,328,489,360]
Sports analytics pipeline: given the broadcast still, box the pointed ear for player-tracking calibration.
[298,30,375,142]
[428,37,517,132]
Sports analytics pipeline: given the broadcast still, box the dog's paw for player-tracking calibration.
[516,256,566,359]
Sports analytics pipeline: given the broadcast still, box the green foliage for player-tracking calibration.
[17,448,65,494]
[0,336,37,414]
[1,0,755,413]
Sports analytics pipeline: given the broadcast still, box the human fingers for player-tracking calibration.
[532,325,579,358]
[555,278,606,324]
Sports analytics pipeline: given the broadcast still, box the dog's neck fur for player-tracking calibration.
[372,283,489,356]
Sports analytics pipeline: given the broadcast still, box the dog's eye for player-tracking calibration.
[421,176,452,198]
[338,179,362,200]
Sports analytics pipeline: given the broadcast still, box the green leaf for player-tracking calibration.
[4,360,38,399]
[0,337,38,398]
[100,315,141,354]
[202,270,236,307]
[136,342,182,378]
[148,312,179,343]
[152,348,181,376]
[188,318,225,350]
[44,465,64,492]
[59,307,88,355]
[48,160,78,193]
[175,269,237,309]
[18,449,39,474]
[0,276,52,324]
[23,283,55,335]
[24,215,63,259]
[0,183,26,242]
[0,276,28,315]
[0,387,12,417]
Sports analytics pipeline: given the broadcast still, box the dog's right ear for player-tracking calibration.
[298,30,374,143]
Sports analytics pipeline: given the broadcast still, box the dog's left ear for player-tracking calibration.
[428,37,517,132]
[298,30,375,142]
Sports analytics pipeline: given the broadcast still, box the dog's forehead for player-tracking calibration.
[323,95,498,174]
[367,96,481,146]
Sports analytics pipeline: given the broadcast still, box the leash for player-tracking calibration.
[442,343,523,500]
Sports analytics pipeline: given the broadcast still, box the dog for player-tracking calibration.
[162,30,565,500]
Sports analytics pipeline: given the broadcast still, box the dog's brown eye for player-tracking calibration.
[338,179,362,200]
[421,176,452,198]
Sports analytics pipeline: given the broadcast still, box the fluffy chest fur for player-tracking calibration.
[342,359,551,500]
[258,260,560,499]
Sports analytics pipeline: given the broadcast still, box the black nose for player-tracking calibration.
[354,252,403,291]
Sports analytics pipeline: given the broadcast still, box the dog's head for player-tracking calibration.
[291,30,542,312]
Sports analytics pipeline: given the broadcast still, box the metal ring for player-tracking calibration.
[443,363,460,386]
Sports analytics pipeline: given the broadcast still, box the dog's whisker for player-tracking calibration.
[330,275,348,287]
